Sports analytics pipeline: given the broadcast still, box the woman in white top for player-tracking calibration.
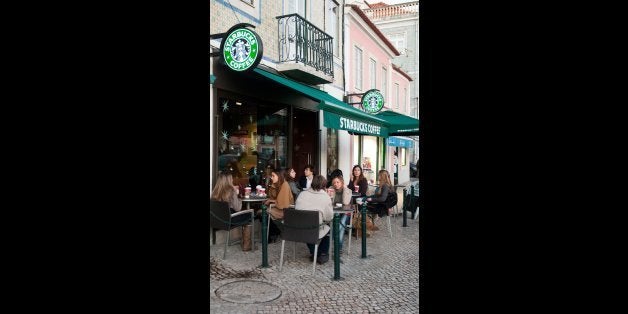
[294,175,333,264]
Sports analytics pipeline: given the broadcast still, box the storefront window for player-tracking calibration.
[362,135,378,185]
[327,128,338,176]
[217,97,288,188]
[401,147,407,166]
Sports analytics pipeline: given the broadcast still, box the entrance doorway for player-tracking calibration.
[291,108,318,176]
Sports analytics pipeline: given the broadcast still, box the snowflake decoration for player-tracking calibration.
[237,125,241,130]
[240,143,247,151]
[249,115,253,123]
[221,131,229,140]
[222,100,229,112]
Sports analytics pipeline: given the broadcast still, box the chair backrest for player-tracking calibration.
[209,199,231,230]
[402,193,419,214]
[385,188,398,208]
[281,208,320,244]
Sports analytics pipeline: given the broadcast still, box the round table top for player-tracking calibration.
[241,196,268,202]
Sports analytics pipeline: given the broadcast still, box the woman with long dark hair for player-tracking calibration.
[348,165,369,196]
[264,168,294,242]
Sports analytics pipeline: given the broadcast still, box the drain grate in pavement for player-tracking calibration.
[215,280,282,304]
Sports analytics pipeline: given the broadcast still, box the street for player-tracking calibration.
[209,212,419,313]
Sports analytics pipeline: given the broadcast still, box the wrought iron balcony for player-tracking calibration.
[276,14,334,85]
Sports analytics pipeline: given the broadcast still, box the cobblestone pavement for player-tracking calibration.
[209,213,419,313]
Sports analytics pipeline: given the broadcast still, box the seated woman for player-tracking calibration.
[210,172,251,225]
[284,167,301,200]
[347,165,369,196]
[264,168,294,243]
[294,175,333,264]
[330,175,353,255]
[366,169,394,218]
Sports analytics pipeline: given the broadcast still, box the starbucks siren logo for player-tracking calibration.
[222,28,262,71]
[362,89,384,114]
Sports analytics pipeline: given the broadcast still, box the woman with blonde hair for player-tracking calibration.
[366,169,394,218]
[210,172,250,225]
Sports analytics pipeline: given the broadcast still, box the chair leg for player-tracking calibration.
[211,228,217,245]
[387,215,393,238]
[347,214,352,254]
[251,212,256,251]
[312,244,319,275]
[414,207,419,220]
[224,228,230,259]
[279,240,286,272]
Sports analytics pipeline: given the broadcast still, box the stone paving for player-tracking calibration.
[209,212,419,313]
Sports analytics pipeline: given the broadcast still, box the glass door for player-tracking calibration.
[291,108,318,176]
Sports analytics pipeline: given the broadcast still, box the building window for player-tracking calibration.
[217,98,289,188]
[394,83,399,109]
[327,1,339,56]
[388,33,405,54]
[327,128,338,177]
[370,58,377,89]
[381,67,387,101]
[355,47,363,90]
[401,148,407,166]
[287,0,306,18]
[403,88,407,112]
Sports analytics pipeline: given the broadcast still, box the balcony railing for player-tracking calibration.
[363,1,419,20]
[276,13,334,78]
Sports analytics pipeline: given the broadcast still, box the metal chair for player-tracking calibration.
[278,208,327,275]
[402,192,420,220]
[209,200,255,259]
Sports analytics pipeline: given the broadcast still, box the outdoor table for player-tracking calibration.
[242,195,268,248]
[241,195,267,210]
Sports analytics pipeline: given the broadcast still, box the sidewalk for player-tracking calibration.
[209,213,419,313]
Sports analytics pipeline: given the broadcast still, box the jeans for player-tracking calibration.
[307,232,330,256]
[337,214,350,251]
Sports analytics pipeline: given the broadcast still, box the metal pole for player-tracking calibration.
[403,188,408,227]
[261,204,269,267]
[333,213,341,280]
[361,202,367,258]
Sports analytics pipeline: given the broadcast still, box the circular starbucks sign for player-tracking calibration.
[362,89,385,114]
[220,27,263,72]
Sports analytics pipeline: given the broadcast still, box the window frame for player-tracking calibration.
[355,46,363,91]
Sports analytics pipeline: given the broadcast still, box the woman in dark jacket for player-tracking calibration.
[347,165,369,196]
[366,169,394,218]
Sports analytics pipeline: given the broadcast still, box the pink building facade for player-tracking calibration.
[344,4,413,185]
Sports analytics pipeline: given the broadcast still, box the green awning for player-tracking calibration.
[253,68,389,137]
[373,110,420,136]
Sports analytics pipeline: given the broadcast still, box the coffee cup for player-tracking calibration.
[244,187,251,196]
[336,203,343,207]
[354,185,359,193]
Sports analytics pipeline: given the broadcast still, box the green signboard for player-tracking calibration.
[362,89,385,113]
[323,111,389,137]
[220,27,263,72]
